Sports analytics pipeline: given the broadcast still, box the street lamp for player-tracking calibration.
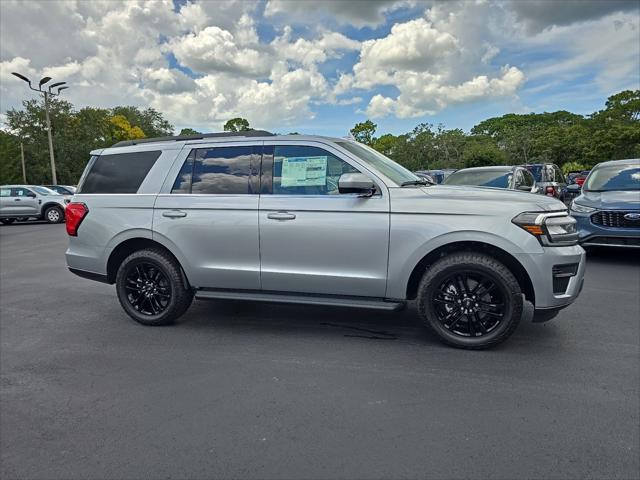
[12,71,69,185]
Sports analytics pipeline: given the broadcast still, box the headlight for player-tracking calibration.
[570,201,595,214]
[512,211,579,246]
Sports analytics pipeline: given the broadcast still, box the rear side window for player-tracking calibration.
[80,151,161,194]
[0,188,10,197]
[171,146,256,194]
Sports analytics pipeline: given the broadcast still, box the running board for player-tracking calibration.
[195,290,405,311]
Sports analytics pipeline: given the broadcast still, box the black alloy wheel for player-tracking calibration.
[432,271,505,337]
[124,262,172,316]
[417,252,523,349]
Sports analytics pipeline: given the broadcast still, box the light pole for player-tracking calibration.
[11,72,69,185]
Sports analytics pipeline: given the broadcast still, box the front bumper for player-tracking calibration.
[573,212,640,248]
[515,244,586,310]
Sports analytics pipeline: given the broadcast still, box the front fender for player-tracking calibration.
[386,226,541,299]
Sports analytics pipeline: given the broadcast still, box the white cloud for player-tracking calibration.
[171,26,271,77]
[264,0,407,27]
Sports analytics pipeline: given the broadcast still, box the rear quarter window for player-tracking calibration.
[79,151,161,194]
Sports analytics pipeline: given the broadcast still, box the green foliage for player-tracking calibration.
[350,120,377,146]
[3,98,174,184]
[224,117,251,132]
[354,90,639,173]
[178,128,201,135]
[0,131,22,183]
[562,161,588,174]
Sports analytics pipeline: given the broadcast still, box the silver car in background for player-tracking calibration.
[66,132,585,349]
[0,185,67,224]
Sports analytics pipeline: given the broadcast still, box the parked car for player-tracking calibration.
[45,185,77,196]
[413,171,435,183]
[444,166,537,193]
[570,159,640,248]
[415,169,448,184]
[0,185,67,224]
[523,163,567,200]
[66,132,585,349]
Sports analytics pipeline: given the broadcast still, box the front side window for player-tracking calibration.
[272,145,359,195]
[335,140,418,186]
[172,146,256,194]
[11,188,33,197]
[80,151,161,194]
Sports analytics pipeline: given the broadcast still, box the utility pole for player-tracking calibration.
[20,142,26,183]
[43,91,57,184]
[11,72,69,185]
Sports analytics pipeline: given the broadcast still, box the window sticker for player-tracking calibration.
[281,156,327,187]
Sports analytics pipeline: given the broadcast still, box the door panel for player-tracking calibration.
[154,195,260,289]
[153,143,261,290]
[258,143,390,298]
[9,188,39,215]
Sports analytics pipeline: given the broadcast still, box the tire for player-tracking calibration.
[416,252,523,349]
[115,248,193,326]
[44,206,64,223]
[0,218,16,225]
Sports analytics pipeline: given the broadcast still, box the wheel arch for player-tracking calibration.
[106,237,191,288]
[405,240,535,305]
[41,202,65,215]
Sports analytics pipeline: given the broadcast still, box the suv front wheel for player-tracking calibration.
[115,248,194,326]
[417,252,523,349]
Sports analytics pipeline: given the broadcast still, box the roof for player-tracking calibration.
[595,158,640,166]
[111,130,275,147]
[453,166,516,172]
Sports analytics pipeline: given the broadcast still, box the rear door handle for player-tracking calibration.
[267,212,296,221]
[162,210,187,218]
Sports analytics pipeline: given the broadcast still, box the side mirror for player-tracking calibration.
[26,192,36,198]
[338,173,375,196]
[567,184,581,192]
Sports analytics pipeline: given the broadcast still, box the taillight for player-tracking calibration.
[65,202,88,236]
[545,186,556,197]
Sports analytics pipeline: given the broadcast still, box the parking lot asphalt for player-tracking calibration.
[1,222,638,479]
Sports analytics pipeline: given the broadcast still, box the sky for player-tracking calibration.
[1,0,639,137]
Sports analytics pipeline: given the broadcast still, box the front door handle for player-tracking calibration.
[14,198,21,201]
[267,212,296,221]
[162,210,187,218]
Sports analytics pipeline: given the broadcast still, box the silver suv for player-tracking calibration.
[66,132,585,349]
[0,185,67,224]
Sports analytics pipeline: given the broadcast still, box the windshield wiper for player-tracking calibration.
[401,179,432,187]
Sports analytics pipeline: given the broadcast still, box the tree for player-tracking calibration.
[224,117,251,132]
[0,131,22,184]
[109,115,145,141]
[463,137,506,168]
[350,120,377,146]
[111,106,174,137]
[178,128,201,135]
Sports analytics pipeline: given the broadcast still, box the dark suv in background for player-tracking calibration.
[524,163,567,202]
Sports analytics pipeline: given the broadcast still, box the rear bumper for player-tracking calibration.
[68,267,110,284]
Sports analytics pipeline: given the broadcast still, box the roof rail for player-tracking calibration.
[111,130,274,148]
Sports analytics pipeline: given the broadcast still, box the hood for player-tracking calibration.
[423,185,566,212]
[576,190,640,210]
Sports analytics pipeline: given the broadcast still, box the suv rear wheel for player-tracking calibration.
[115,248,193,326]
[44,206,64,223]
[417,252,523,349]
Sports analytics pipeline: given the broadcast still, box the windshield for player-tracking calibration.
[444,169,512,188]
[32,186,58,195]
[583,162,640,191]
[336,141,419,186]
